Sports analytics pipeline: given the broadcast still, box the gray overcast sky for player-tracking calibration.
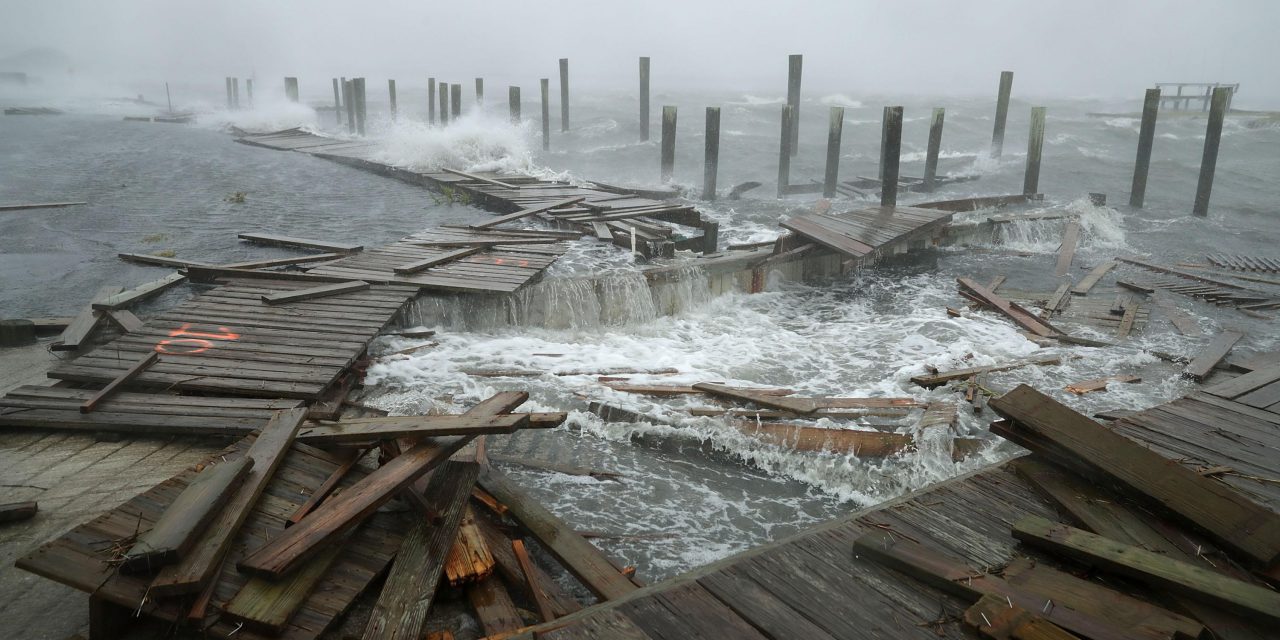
[3,0,1277,103]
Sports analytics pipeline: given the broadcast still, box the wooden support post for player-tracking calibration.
[450,82,461,120]
[703,107,720,200]
[475,77,483,107]
[991,70,1013,157]
[660,105,677,183]
[701,221,719,255]
[284,76,299,103]
[332,78,342,125]
[1193,86,1231,216]
[639,56,650,141]
[786,54,802,156]
[922,107,945,192]
[822,106,844,198]
[776,105,793,198]
[558,57,569,132]
[428,78,436,125]
[439,82,449,126]
[387,79,397,120]
[231,77,240,109]
[1023,106,1046,196]
[508,86,520,124]
[880,106,903,207]
[355,77,367,136]
[225,77,233,110]
[540,78,550,150]
[165,81,173,113]
[245,79,252,108]
[343,79,355,134]
[1129,88,1160,208]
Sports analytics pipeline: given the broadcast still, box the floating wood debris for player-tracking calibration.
[0,501,38,525]
[1054,220,1080,277]
[1183,330,1244,381]
[1064,375,1140,394]
[1207,253,1280,273]
[1071,260,1116,295]
[0,201,86,212]
[958,278,1060,337]
[911,355,1061,389]
[239,231,364,253]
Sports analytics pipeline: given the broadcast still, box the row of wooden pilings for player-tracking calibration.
[227,57,1231,214]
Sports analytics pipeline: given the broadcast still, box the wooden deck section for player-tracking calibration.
[519,385,1280,640]
[33,277,418,402]
[307,227,570,294]
[0,387,301,436]
[780,205,954,266]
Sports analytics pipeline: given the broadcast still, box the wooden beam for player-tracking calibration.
[442,168,522,189]
[80,352,158,413]
[1183,330,1244,381]
[444,506,496,586]
[238,232,362,253]
[219,253,347,269]
[394,247,483,275]
[477,467,637,601]
[476,514,581,618]
[990,385,1280,567]
[92,273,186,310]
[362,461,480,640]
[1054,221,1080,277]
[295,413,538,444]
[0,201,87,211]
[691,382,817,414]
[959,278,1059,337]
[1071,261,1116,296]
[1064,375,1140,394]
[468,576,524,636]
[0,501,38,524]
[184,265,354,285]
[260,280,370,305]
[965,594,1079,640]
[237,436,472,579]
[122,457,253,573]
[222,533,349,635]
[148,408,307,596]
[286,449,363,527]
[1117,256,1250,290]
[1013,515,1280,625]
[411,238,560,248]
[118,252,211,269]
[911,355,1061,389]
[102,309,144,334]
[513,539,555,623]
[474,196,586,229]
[53,285,121,351]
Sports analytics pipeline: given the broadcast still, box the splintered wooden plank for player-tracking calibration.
[990,385,1280,567]
[474,196,587,229]
[53,285,122,351]
[1072,261,1117,296]
[260,280,370,305]
[476,514,581,618]
[442,168,522,189]
[477,467,637,601]
[148,407,307,596]
[238,232,363,253]
[222,532,350,635]
[80,352,158,413]
[965,594,1078,640]
[237,436,471,579]
[393,247,483,275]
[1014,515,1280,625]
[1044,282,1071,317]
[362,461,480,640]
[92,273,186,311]
[512,539,555,623]
[958,278,1059,337]
[692,382,817,414]
[121,457,253,573]
[910,355,1062,388]
[1054,221,1080,277]
[1183,330,1244,381]
[296,413,535,444]
[445,506,496,587]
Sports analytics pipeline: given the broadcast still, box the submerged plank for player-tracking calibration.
[1183,331,1244,381]
[296,413,537,444]
[692,382,817,414]
[911,355,1061,388]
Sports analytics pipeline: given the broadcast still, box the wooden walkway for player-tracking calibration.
[780,205,954,266]
[519,383,1280,640]
[236,129,714,258]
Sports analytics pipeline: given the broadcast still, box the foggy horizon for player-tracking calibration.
[3,0,1278,104]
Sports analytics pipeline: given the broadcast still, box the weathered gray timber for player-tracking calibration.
[880,106,903,207]
[1130,88,1160,208]
[540,78,550,150]
[245,78,252,108]
[475,77,484,106]
[776,105,793,198]
[823,107,844,198]
[450,82,461,120]
[559,57,569,132]
[703,107,720,200]
[344,79,356,135]
[332,78,342,125]
[387,79,397,120]
[428,78,437,124]
[509,86,520,123]
[639,56,650,141]
[1023,107,1046,195]
[355,77,367,136]
[786,54,802,156]
[660,106,677,183]
[991,70,1014,156]
[1193,86,1231,216]
[284,76,299,103]
[439,81,449,126]
[923,108,945,192]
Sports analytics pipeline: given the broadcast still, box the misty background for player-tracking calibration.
[2,0,1278,104]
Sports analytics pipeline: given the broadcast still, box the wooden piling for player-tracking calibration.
[776,105,793,198]
[285,77,299,103]
[701,221,719,255]
[331,78,341,125]
[880,106,904,207]
[786,54,802,156]
[639,56,650,142]
[231,78,240,109]
[245,79,253,108]
[509,86,520,124]
[703,107,720,199]
[878,106,890,182]
[343,80,355,134]
[660,106,677,183]
[1193,87,1231,216]
[225,77,233,110]
[439,82,449,126]
[451,83,461,120]
[923,108,945,192]
[822,106,844,198]
[165,82,173,113]
[1129,89,1161,208]
[991,70,1014,157]
[428,78,437,125]
[354,78,367,136]
[1023,107,1046,196]
[540,78,550,150]
[558,58,569,132]
[475,78,484,106]
[388,79,397,120]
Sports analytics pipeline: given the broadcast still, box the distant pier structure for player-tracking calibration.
[1156,82,1237,112]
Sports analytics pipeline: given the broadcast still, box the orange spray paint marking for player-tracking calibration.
[493,258,506,265]
[518,260,529,267]
[155,323,241,355]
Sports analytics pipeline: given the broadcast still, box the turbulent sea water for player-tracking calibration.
[2,78,1278,581]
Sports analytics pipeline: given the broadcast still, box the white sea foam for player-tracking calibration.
[819,94,864,108]
[370,112,534,174]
